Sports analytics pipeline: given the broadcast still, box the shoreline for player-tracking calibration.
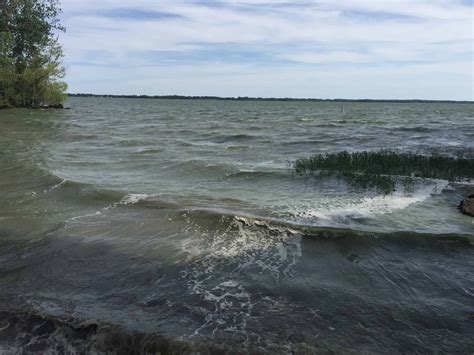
[0,105,66,110]
[0,310,222,354]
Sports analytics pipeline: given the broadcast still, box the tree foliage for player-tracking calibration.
[0,0,67,108]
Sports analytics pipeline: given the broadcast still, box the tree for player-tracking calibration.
[0,0,67,108]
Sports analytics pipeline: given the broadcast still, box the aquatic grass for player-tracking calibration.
[294,150,474,194]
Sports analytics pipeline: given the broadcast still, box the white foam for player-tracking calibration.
[67,193,150,224]
[179,215,303,342]
[23,179,66,200]
[119,193,149,205]
[68,210,103,222]
[304,183,445,221]
[43,179,66,193]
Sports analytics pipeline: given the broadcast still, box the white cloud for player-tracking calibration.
[60,0,474,100]
[282,51,371,64]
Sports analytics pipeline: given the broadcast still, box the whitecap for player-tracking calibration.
[119,193,149,205]
[303,182,446,221]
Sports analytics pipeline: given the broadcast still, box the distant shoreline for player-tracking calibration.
[67,93,473,104]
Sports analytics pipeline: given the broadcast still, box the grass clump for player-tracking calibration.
[294,150,474,194]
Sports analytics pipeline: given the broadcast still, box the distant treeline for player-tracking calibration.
[67,94,472,104]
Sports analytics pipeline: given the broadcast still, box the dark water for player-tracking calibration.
[0,98,473,353]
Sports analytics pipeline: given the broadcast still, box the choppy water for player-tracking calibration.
[1,98,473,353]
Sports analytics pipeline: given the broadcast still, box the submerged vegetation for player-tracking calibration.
[0,0,67,108]
[295,151,474,194]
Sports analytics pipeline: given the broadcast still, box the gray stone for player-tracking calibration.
[459,194,474,217]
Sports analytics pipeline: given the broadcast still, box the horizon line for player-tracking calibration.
[67,93,474,103]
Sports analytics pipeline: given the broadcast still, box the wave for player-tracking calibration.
[210,133,260,144]
[163,159,238,176]
[130,148,164,155]
[301,183,439,220]
[116,194,473,245]
[215,214,473,245]
[224,144,250,150]
[14,163,469,246]
[395,125,436,132]
[221,169,286,180]
[1,160,64,199]
[280,139,329,146]
[158,160,290,181]
[38,179,125,205]
[0,149,124,208]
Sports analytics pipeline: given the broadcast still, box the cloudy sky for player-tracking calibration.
[60,0,473,100]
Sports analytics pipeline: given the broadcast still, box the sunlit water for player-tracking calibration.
[1,98,473,353]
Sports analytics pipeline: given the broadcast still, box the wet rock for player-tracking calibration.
[41,103,64,109]
[459,194,474,217]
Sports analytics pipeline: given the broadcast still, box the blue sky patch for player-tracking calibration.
[95,8,184,21]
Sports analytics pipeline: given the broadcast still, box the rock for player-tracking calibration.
[41,103,64,109]
[459,194,474,217]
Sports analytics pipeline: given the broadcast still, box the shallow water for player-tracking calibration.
[0,98,473,353]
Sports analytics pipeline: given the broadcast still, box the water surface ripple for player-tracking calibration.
[0,98,473,353]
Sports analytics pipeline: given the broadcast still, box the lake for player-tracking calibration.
[1,97,473,353]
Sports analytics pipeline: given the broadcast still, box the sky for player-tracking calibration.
[60,0,474,100]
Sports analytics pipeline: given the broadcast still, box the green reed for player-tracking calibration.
[294,150,474,194]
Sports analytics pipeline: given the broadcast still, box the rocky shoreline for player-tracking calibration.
[0,310,223,354]
[0,104,65,110]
